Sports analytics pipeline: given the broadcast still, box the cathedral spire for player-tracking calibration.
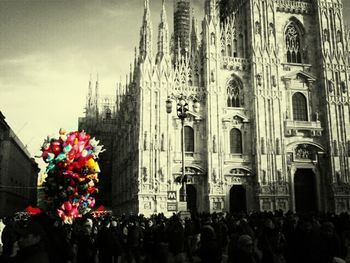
[191,11,198,53]
[156,0,169,63]
[134,47,137,67]
[94,73,99,118]
[205,0,217,22]
[86,74,93,117]
[139,0,153,62]
[129,63,133,84]
[174,0,190,58]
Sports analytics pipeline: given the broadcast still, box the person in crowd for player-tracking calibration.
[153,216,169,263]
[4,209,350,263]
[312,221,342,263]
[73,216,98,263]
[143,218,156,263]
[257,217,286,263]
[286,217,316,263]
[110,218,123,263]
[230,234,261,263]
[0,217,18,261]
[124,217,143,263]
[167,215,186,263]
[96,217,115,263]
[212,213,229,252]
[197,216,222,263]
[12,220,50,263]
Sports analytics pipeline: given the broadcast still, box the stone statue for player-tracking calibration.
[144,131,148,150]
[161,133,165,151]
[142,167,148,182]
[213,135,217,153]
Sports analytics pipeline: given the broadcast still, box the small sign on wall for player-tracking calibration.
[167,202,177,211]
[167,191,177,201]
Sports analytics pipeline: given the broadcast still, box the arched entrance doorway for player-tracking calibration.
[180,184,197,215]
[230,185,247,214]
[294,169,317,213]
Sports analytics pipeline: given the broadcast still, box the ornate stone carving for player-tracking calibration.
[255,21,261,35]
[144,131,148,150]
[256,74,262,86]
[328,80,334,93]
[269,23,275,36]
[143,201,151,210]
[212,168,218,184]
[229,168,250,176]
[262,199,272,211]
[295,144,315,160]
[257,181,289,195]
[158,167,165,183]
[341,81,347,93]
[272,75,277,87]
[275,0,313,15]
[333,184,350,195]
[277,170,282,182]
[276,182,289,195]
[213,135,217,153]
[142,167,148,182]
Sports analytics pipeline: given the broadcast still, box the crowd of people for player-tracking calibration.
[1,210,350,263]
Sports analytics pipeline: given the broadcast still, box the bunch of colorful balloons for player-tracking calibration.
[40,129,105,223]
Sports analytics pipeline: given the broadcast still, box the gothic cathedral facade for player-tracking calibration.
[81,0,350,216]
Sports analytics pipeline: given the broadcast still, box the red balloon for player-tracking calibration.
[51,141,61,155]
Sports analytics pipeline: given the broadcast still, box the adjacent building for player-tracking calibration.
[78,78,117,207]
[80,0,350,216]
[0,111,40,216]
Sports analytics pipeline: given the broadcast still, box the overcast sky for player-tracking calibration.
[1,0,350,171]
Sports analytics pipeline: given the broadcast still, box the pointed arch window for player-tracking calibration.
[227,44,232,56]
[233,39,238,57]
[227,78,242,107]
[230,128,242,154]
[184,126,194,152]
[285,22,302,63]
[292,92,308,121]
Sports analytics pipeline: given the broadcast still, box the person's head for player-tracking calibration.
[17,222,46,249]
[82,217,94,235]
[321,221,335,238]
[263,218,275,230]
[102,218,111,228]
[111,220,118,228]
[147,219,153,228]
[238,234,254,254]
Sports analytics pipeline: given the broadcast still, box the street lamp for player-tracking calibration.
[166,94,200,209]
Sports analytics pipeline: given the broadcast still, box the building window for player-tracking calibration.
[230,128,242,154]
[184,126,194,152]
[292,92,308,121]
[285,22,302,63]
[227,78,242,107]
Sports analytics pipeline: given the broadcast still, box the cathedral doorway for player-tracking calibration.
[294,169,317,213]
[229,185,247,214]
[180,184,197,215]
